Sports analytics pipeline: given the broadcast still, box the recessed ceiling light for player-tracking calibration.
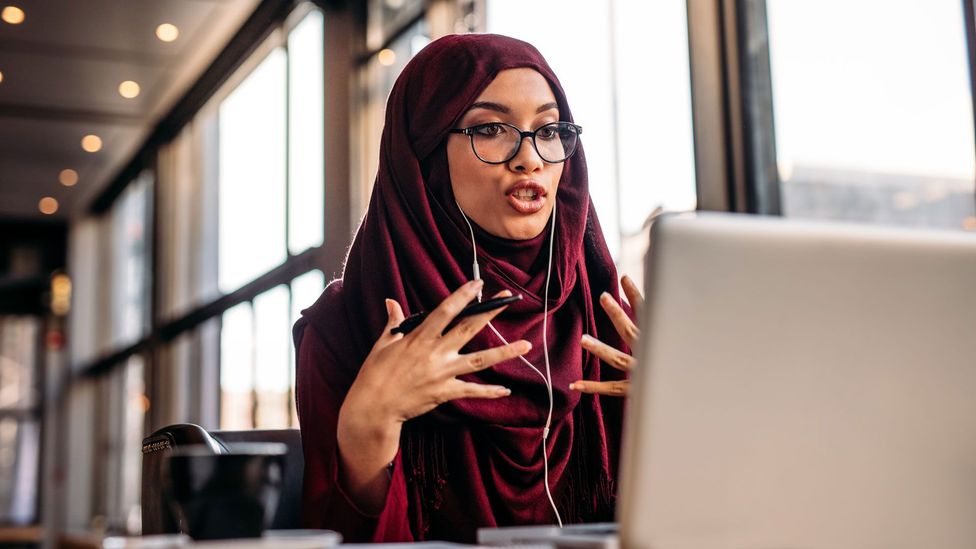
[59,169,78,187]
[39,197,58,215]
[1,6,25,25]
[155,23,179,42]
[118,80,140,99]
[378,48,396,66]
[81,134,102,153]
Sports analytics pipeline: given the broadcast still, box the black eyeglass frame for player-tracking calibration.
[448,121,583,164]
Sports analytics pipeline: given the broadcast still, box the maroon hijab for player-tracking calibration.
[297,33,627,538]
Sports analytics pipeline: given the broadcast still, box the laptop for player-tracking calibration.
[619,212,976,548]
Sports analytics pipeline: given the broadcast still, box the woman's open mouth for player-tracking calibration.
[506,182,547,214]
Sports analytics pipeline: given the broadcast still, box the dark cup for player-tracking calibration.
[164,442,286,540]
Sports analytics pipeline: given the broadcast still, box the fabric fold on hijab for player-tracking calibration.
[296,33,628,541]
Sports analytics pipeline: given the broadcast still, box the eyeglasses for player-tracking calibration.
[448,121,583,164]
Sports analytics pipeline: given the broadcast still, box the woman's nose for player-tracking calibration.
[508,135,544,173]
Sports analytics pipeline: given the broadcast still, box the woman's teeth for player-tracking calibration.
[513,189,538,200]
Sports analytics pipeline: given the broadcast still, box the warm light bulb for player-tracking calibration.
[1,6,25,25]
[38,197,58,215]
[118,80,140,99]
[378,48,396,66]
[155,23,179,42]
[0,70,4,84]
[59,169,78,186]
[81,134,102,153]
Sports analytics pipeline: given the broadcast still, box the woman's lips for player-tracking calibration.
[506,181,547,215]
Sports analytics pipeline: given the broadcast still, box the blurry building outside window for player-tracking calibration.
[766,0,976,230]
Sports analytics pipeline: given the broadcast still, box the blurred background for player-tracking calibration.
[0,0,973,546]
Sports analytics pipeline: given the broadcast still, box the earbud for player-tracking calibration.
[454,200,563,527]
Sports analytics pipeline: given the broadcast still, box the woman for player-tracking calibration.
[294,33,641,543]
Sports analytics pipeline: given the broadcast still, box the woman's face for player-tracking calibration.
[447,68,564,240]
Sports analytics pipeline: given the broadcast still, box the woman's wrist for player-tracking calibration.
[338,395,400,449]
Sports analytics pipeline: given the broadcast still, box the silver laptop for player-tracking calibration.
[620,212,976,548]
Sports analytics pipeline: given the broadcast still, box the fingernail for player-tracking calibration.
[495,289,513,298]
[581,334,593,344]
[569,382,579,391]
[601,291,612,302]
[467,280,484,291]
[519,340,533,352]
[496,387,511,396]
[384,298,394,316]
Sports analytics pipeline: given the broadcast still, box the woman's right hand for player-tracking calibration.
[336,280,530,512]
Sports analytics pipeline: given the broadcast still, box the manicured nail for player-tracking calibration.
[496,387,512,396]
[600,291,612,302]
[569,382,580,391]
[494,289,513,298]
[581,334,593,345]
[384,298,394,316]
[467,280,484,291]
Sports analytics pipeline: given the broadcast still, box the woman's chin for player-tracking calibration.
[490,218,549,240]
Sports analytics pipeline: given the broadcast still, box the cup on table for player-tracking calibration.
[164,442,286,541]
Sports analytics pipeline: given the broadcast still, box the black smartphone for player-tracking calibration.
[391,294,523,335]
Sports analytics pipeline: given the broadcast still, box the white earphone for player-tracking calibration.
[455,199,563,527]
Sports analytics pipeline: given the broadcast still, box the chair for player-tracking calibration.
[141,423,304,535]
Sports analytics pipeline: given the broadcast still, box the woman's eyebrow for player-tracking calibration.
[467,101,560,114]
[536,102,558,113]
[468,101,509,114]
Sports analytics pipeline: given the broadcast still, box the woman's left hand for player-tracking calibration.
[570,274,643,397]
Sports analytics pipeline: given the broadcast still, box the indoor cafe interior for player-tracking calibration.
[2,0,976,547]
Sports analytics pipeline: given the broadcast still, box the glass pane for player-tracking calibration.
[219,48,288,293]
[290,269,325,324]
[487,1,619,254]
[0,316,40,409]
[358,19,430,212]
[767,0,976,229]
[0,418,39,524]
[157,116,221,320]
[253,286,290,429]
[289,270,325,426]
[612,0,696,288]
[367,0,425,50]
[220,302,254,430]
[111,172,152,347]
[121,356,146,533]
[288,10,326,255]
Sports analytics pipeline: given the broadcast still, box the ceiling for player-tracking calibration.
[0,0,262,221]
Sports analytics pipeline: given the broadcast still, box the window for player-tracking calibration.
[765,0,976,229]
[213,7,327,429]
[0,316,41,525]
[486,0,696,283]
